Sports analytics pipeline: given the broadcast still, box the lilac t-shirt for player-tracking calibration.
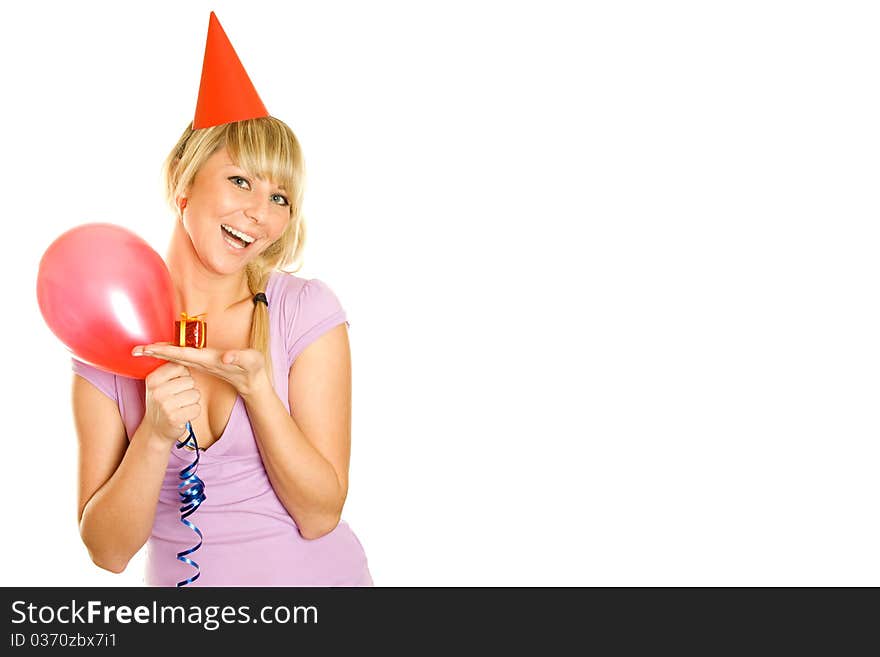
[72,272,372,587]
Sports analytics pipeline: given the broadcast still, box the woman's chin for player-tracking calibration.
[200,252,250,276]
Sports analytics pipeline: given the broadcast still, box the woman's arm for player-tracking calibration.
[242,322,352,539]
[73,375,172,573]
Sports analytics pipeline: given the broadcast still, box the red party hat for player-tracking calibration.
[192,12,269,129]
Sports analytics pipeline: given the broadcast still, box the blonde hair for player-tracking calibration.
[161,117,307,386]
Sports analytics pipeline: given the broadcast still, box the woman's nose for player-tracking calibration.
[244,194,270,224]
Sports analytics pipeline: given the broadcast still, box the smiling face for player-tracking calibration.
[180,146,292,274]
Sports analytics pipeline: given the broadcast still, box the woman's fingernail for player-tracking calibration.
[132,348,143,357]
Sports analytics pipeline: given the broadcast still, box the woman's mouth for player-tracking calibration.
[220,224,256,250]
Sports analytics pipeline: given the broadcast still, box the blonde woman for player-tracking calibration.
[70,14,371,587]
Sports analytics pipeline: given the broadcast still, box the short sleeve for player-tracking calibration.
[71,357,118,403]
[285,278,349,366]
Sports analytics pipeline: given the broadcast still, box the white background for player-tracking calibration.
[2,0,878,586]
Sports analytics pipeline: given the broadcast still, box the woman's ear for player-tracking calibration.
[177,186,191,219]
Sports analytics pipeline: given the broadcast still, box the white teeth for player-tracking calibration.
[223,235,246,250]
[221,224,256,244]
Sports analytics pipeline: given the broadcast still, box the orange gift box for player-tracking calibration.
[174,312,207,348]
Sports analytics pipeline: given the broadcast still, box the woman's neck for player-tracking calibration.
[165,221,252,317]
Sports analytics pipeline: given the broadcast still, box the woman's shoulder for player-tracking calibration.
[70,357,146,404]
[71,357,119,401]
[266,271,345,311]
[267,270,306,301]
[267,271,348,365]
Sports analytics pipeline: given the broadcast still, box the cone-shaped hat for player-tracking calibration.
[192,12,269,129]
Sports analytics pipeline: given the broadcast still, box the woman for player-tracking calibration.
[70,13,372,587]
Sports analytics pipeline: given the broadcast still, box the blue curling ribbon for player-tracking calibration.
[174,420,206,587]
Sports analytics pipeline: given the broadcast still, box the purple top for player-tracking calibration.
[72,272,372,586]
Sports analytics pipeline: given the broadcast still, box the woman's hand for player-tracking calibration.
[132,343,271,398]
[143,362,201,446]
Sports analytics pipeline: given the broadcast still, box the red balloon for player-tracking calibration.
[37,223,174,379]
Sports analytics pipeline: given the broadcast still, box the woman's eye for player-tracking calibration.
[272,194,290,206]
[229,176,251,189]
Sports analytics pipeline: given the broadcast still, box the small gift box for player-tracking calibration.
[174,312,207,348]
